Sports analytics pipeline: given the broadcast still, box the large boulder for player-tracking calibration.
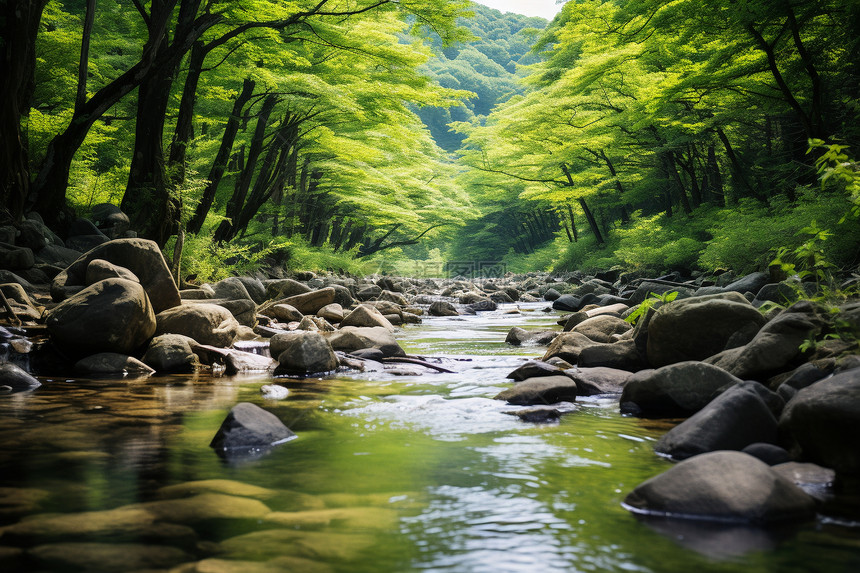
[155,303,239,348]
[565,366,633,395]
[779,367,860,475]
[272,331,338,376]
[84,259,139,286]
[210,402,296,451]
[506,360,564,381]
[0,242,34,270]
[494,375,578,406]
[577,339,647,371]
[264,278,311,301]
[45,278,156,355]
[706,306,823,379]
[142,334,199,373]
[623,451,816,524]
[646,292,767,367]
[340,304,395,331]
[572,315,632,343]
[324,326,405,358]
[429,301,458,317]
[620,361,744,417]
[277,288,336,315]
[51,238,180,313]
[0,362,41,392]
[211,277,254,301]
[654,382,782,460]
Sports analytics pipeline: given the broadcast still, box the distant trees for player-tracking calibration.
[451,0,860,261]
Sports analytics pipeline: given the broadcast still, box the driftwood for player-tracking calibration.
[381,356,456,374]
[0,290,21,326]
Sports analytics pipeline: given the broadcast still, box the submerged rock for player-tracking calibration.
[494,375,578,406]
[74,353,155,376]
[0,362,41,391]
[210,402,296,452]
[623,451,816,524]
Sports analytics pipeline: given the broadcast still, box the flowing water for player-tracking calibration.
[1,303,859,572]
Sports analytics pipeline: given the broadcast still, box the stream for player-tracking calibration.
[1,303,859,572]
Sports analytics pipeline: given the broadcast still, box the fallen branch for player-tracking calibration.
[0,291,21,326]
[381,356,456,374]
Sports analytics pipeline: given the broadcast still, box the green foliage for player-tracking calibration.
[625,291,679,326]
[809,139,860,221]
[771,221,835,286]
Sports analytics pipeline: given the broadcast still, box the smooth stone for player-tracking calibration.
[156,479,277,500]
[505,327,557,346]
[142,334,198,373]
[278,288,336,315]
[494,375,578,405]
[273,331,338,376]
[619,361,744,418]
[45,278,156,355]
[571,315,632,343]
[653,382,781,460]
[261,384,289,400]
[324,326,405,358]
[340,304,395,331]
[779,367,860,475]
[429,300,458,316]
[623,451,816,524]
[29,542,191,572]
[565,366,632,395]
[155,303,240,348]
[210,403,296,451]
[741,443,792,466]
[265,279,311,301]
[0,362,41,391]
[135,493,271,523]
[506,360,563,381]
[84,258,139,286]
[505,407,563,423]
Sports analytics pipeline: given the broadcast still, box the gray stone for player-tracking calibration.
[155,303,239,347]
[565,366,632,395]
[210,402,296,450]
[620,361,744,417]
[494,375,578,405]
[84,258,139,286]
[318,303,345,323]
[278,288,336,315]
[262,303,304,323]
[723,271,770,296]
[324,326,405,357]
[506,360,563,381]
[742,443,792,466]
[627,282,695,306]
[91,203,131,238]
[34,244,82,267]
[142,334,198,373]
[272,331,338,375]
[571,315,632,343]
[341,304,395,331]
[706,308,823,378]
[624,451,816,524]
[51,238,180,313]
[65,234,109,253]
[45,278,156,355]
[265,278,311,301]
[0,242,34,270]
[235,276,266,304]
[429,300,459,316]
[505,327,557,346]
[654,382,781,460]
[646,293,766,367]
[0,362,41,391]
[577,340,648,371]
[779,367,860,475]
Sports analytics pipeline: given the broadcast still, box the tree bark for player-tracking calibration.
[0,0,48,223]
[561,164,604,244]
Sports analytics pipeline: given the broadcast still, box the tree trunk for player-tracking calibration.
[561,164,604,244]
[567,203,578,242]
[187,78,255,234]
[168,40,206,184]
[665,152,693,215]
[213,94,278,243]
[598,149,630,223]
[716,127,759,201]
[0,0,47,223]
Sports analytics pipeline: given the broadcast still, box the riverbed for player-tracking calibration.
[1,303,858,572]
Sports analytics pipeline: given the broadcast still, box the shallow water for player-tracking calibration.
[1,303,859,572]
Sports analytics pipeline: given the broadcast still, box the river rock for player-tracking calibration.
[318,303,345,323]
[577,340,647,371]
[357,284,383,301]
[265,278,311,301]
[654,382,781,460]
[45,278,157,355]
[340,304,394,331]
[646,292,767,367]
[565,366,632,395]
[210,403,296,451]
[544,288,561,301]
[277,288,336,315]
[34,244,83,267]
[779,367,860,475]
[506,360,564,381]
[741,443,792,466]
[494,375,578,405]
[723,271,770,296]
[262,303,303,323]
[429,300,458,316]
[91,202,131,238]
[0,242,34,270]
[623,451,816,524]
[0,362,41,391]
[541,332,599,364]
[188,343,276,374]
[235,276,267,304]
[627,281,695,306]
[705,306,823,378]
[51,238,180,313]
[560,311,589,331]
[212,277,254,301]
[571,315,632,343]
[84,258,139,286]
[272,331,338,375]
[142,334,198,373]
[155,303,239,347]
[324,326,405,358]
[620,361,744,417]
[505,407,563,423]
[505,327,557,346]
[74,353,155,376]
